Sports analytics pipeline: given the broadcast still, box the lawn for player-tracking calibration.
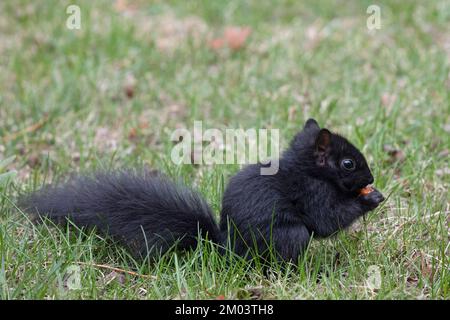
[0,0,448,299]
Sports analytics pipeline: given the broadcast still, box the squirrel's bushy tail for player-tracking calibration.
[19,170,221,258]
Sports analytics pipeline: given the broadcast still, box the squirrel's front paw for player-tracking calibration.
[360,188,385,210]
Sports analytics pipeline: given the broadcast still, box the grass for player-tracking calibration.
[0,0,449,299]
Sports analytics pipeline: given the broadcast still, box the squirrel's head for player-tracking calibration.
[287,119,374,195]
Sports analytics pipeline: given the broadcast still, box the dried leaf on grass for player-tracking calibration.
[383,144,406,163]
[99,270,126,287]
[123,73,137,99]
[209,27,252,51]
[114,0,138,13]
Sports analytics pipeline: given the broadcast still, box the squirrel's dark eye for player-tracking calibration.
[341,159,355,171]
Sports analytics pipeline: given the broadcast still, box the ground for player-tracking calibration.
[0,0,448,299]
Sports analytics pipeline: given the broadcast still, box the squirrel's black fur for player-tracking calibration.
[19,119,384,262]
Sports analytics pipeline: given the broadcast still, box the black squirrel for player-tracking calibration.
[19,119,385,262]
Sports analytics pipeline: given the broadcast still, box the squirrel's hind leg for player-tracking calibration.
[269,223,311,263]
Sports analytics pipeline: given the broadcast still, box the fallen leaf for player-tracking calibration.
[114,0,138,13]
[209,38,226,50]
[381,93,397,107]
[124,73,136,99]
[383,144,406,163]
[128,127,138,140]
[114,0,127,12]
[138,120,149,129]
[124,86,134,99]
[100,271,126,286]
[209,26,252,51]
[225,27,251,50]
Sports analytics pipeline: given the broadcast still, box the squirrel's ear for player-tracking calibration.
[315,129,331,166]
[315,129,331,153]
[304,118,320,131]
